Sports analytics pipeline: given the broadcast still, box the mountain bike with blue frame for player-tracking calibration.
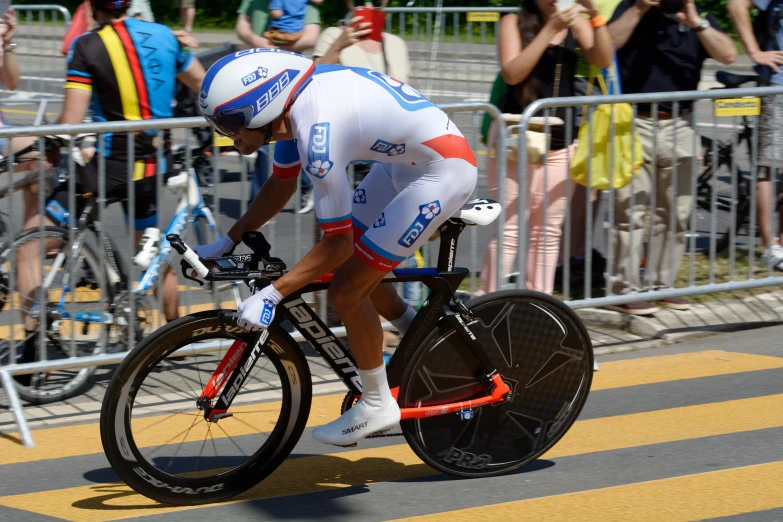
[0,142,241,404]
[99,198,594,506]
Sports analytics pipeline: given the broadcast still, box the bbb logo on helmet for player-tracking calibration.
[253,69,294,116]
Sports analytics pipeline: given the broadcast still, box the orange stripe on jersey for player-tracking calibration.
[320,217,352,235]
[273,163,301,179]
[421,134,477,167]
[112,21,151,120]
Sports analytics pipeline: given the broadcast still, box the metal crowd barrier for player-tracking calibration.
[0,5,71,97]
[502,85,783,308]
[382,6,516,104]
[0,101,505,447]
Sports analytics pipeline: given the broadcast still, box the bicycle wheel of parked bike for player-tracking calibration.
[0,226,111,404]
[100,310,312,505]
[400,290,593,478]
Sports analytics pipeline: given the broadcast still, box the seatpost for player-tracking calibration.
[436,219,466,272]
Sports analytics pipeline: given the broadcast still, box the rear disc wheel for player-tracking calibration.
[400,290,593,478]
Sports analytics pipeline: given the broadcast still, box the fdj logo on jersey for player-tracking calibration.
[373,213,386,228]
[370,139,406,157]
[242,66,268,87]
[398,201,441,247]
[306,122,333,178]
[353,188,366,204]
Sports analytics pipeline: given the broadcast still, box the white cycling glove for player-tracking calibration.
[192,235,236,259]
[237,284,284,332]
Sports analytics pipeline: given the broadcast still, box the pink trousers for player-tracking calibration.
[481,143,575,294]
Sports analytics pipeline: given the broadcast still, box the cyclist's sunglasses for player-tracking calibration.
[204,105,254,137]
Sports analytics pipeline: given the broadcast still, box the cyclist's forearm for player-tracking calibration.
[228,175,297,242]
[272,232,353,297]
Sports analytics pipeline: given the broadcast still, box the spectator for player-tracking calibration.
[605,0,736,315]
[480,0,612,295]
[265,0,324,45]
[237,0,322,211]
[728,0,783,270]
[84,0,155,25]
[176,0,195,32]
[313,0,410,84]
[236,0,322,53]
[16,0,205,341]
[566,0,623,268]
[0,7,18,91]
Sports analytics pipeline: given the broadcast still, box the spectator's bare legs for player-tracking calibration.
[180,6,195,33]
[757,173,776,250]
[16,213,58,329]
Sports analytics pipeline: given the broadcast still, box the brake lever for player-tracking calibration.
[180,259,204,286]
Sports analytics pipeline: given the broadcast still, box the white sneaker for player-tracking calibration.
[312,397,400,447]
[297,186,315,214]
[760,244,783,270]
[593,359,599,371]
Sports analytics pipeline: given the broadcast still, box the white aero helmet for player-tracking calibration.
[199,49,315,139]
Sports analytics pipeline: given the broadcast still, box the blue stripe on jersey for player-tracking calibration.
[349,68,434,112]
[318,213,351,224]
[273,139,300,166]
[124,18,180,120]
[67,70,91,78]
[313,64,347,75]
[360,235,407,263]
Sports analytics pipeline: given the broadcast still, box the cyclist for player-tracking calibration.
[16,0,206,330]
[196,49,478,446]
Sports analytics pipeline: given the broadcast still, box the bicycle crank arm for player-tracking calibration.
[398,374,511,420]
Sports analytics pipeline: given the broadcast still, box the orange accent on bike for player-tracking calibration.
[398,373,510,420]
[200,340,247,401]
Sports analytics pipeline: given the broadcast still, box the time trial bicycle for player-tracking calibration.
[100,198,594,505]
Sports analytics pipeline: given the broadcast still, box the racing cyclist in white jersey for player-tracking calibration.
[197,49,478,446]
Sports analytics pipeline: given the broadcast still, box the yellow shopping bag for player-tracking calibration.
[570,74,643,190]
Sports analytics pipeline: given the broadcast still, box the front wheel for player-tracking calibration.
[400,290,593,478]
[100,311,312,505]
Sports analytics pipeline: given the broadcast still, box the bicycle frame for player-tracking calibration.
[197,219,512,423]
[42,169,219,326]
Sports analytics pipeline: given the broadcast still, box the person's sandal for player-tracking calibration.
[606,300,659,316]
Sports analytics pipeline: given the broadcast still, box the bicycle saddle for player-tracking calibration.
[453,198,502,226]
[716,70,759,89]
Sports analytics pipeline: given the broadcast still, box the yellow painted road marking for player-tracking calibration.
[0,393,345,465]
[1,350,780,464]
[591,350,783,390]
[1,108,59,117]
[392,461,783,521]
[2,393,783,521]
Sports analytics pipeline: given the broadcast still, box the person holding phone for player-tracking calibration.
[603,0,736,316]
[479,0,612,299]
[312,0,410,84]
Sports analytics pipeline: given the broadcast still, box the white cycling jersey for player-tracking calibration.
[272,64,477,271]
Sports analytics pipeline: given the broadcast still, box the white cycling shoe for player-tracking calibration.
[312,397,401,447]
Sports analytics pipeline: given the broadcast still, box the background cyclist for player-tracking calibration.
[196,49,478,446]
[15,0,205,338]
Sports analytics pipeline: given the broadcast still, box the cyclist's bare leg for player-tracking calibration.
[317,256,401,445]
[17,212,59,328]
[329,256,389,370]
[370,283,409,324]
